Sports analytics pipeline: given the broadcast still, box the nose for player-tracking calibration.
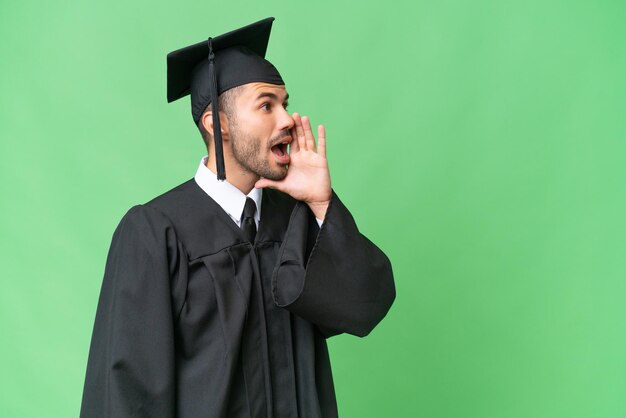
[277,107,295,131]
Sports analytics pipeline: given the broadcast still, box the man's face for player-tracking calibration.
[227,82,294,181]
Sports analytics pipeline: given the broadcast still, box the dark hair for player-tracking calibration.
[197,85,244,149]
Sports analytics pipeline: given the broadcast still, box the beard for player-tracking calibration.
[229,116,289,181]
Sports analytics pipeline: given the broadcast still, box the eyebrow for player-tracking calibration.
[255,91,289,104]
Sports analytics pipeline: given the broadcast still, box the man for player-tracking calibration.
[80,17,395,418]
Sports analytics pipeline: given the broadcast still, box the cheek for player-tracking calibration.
[234,111,276,143]
[239,113,266,132]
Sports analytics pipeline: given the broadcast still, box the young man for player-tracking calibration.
[80,17,395,418]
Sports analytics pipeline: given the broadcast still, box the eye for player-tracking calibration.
[260,102,271,111]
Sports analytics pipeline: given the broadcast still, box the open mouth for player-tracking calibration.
[271,142,288,157]
[270,137,291,163]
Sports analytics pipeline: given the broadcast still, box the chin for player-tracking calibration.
[259,164,288,181]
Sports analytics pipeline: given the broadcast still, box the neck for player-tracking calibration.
[205,155,259,195]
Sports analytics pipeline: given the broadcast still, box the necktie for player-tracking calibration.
[240,197,257,243]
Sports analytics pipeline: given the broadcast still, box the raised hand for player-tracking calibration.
[255,112,332,220]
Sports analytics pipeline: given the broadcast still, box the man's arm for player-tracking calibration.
[256,113,395,337]
[271,191,395,337]
[80,205,180,418]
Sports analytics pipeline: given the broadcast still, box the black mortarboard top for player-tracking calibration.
[167,17,284,180]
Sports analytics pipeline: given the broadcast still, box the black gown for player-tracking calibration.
[80,179,395,418]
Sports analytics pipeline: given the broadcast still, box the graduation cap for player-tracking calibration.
[167,17,285,180]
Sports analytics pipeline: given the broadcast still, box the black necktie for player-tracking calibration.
[240,197,257,243]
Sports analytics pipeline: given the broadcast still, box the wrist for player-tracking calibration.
[306,199,330,220]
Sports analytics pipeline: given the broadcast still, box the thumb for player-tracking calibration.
[255,178,283,190]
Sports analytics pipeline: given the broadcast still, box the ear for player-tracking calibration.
[201,111,230,140]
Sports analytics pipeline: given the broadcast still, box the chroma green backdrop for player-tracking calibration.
[1,0,625,417]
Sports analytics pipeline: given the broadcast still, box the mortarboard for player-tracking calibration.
[167,17,285,180]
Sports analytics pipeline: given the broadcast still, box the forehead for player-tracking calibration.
[240,82,289,101]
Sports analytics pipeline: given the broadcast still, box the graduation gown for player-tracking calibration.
[80,179,395,418]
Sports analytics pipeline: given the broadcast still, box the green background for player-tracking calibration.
[1,0,625,417]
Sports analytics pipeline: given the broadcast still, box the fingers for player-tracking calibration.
[301,116,316,151]
[292,112,324,154]
[289,125,299,153]
[317,124,326,157]
[292,113,307,151]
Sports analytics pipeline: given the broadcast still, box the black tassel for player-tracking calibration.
[208,38,226,180]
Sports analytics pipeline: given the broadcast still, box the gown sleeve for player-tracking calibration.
[272,190,396,338]
[80,205,184,418]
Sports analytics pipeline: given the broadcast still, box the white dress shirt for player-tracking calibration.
[194,156,262,228]
[193,156,323,228]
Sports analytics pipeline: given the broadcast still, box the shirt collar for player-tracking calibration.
[194,156,262,224]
